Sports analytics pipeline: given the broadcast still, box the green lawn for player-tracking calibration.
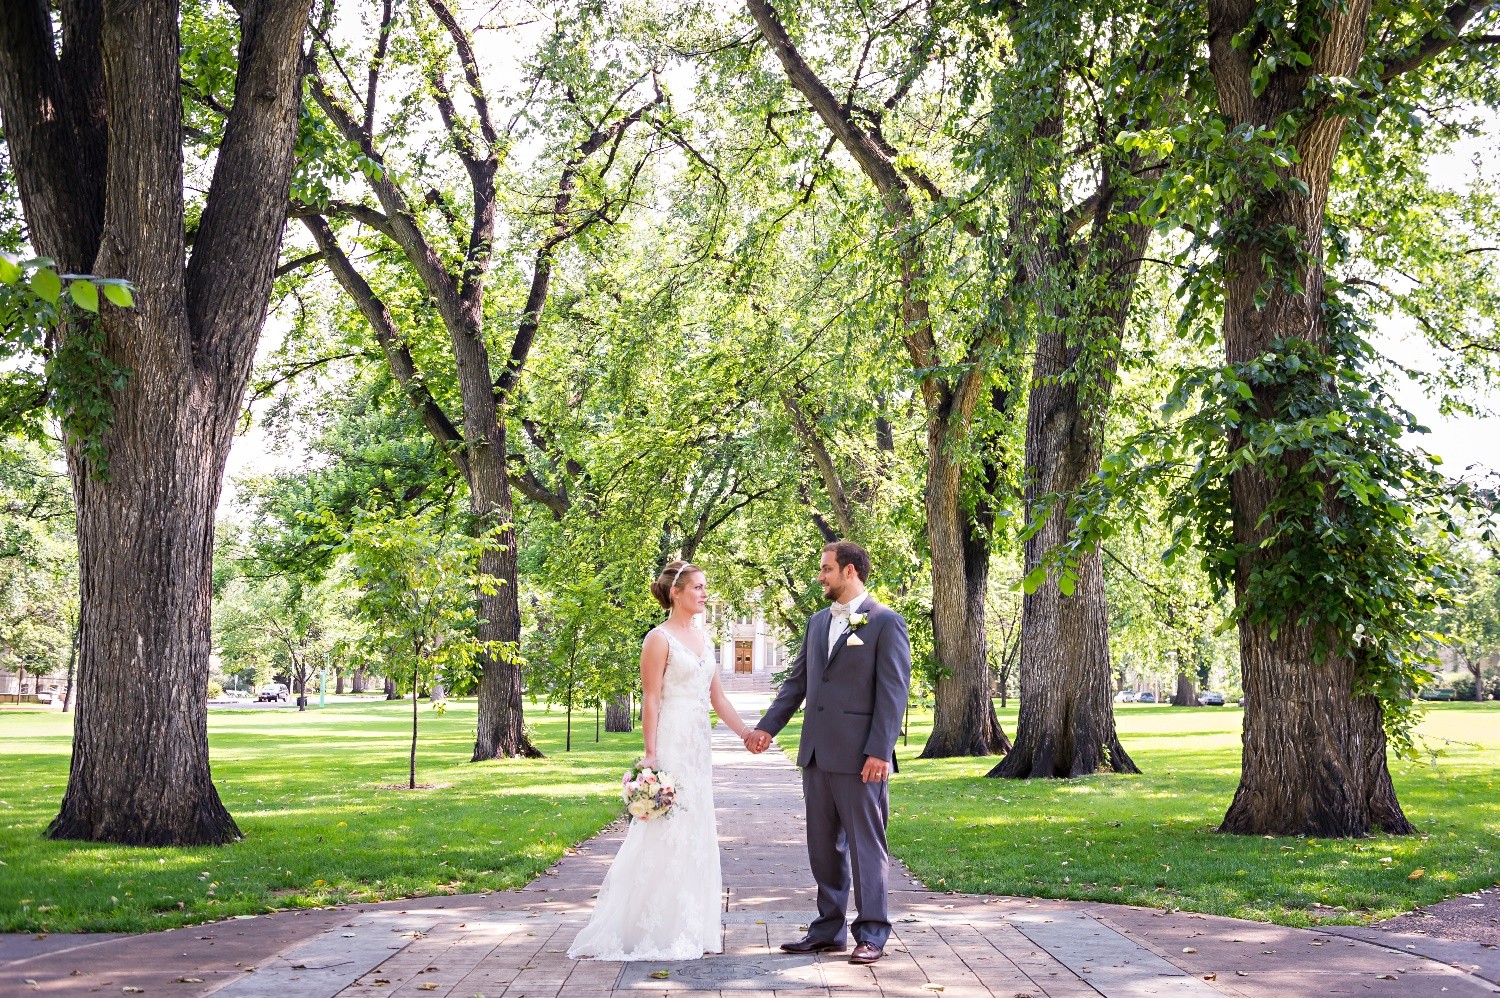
[0,699,640,933]
[5,699,1496,935]
[875,701,1500,927]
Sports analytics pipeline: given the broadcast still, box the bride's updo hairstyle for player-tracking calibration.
[651,560,702,611]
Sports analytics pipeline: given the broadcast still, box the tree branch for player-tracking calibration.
[301,213,472,483]
[495,97,659,400]
[187,0,314,373]
[274,251,325,278]
[306,68,467,335]
[1380,0,1497,80]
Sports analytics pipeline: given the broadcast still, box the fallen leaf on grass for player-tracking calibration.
[1408,868,1425,880]
[649,970,671,979]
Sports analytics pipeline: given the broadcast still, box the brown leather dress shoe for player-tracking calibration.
[780,938,847,954]
[849,942,884,964]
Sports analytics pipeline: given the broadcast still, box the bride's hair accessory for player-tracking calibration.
[650,559,703,610]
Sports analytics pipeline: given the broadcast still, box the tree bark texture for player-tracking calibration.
[747,0,1010,758]
[992,116,1149,778]
[1209,0,1412,836]
[605,693,633,733]
[0,0,311,845]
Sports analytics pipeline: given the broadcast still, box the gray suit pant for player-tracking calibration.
[801,761,891,948]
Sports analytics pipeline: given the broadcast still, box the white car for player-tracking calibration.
[256,683,289,703]
[1113,690,1137,703]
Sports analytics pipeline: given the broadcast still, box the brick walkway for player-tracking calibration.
[4,696,1498,997]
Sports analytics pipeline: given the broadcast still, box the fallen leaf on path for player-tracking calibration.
[649,970,670,979]
[177,978,204,984]
[1376,974,1397,980]
[920,985,944,992]
[123,989,144,994]
[418,984,440,991]
[1203,974,1217,982]
[1182,947,1197,953]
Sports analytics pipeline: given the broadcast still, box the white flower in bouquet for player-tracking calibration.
[621,759,678,821]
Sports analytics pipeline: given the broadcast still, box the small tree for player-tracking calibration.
[1440,552,1500,703]
[524,575,641,752]
[343,510,499,788]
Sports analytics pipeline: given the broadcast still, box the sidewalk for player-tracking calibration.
[3,695,1497,997]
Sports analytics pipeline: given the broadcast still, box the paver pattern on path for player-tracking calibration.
[4,694,1497,997]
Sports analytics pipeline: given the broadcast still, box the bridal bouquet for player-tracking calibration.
[621,759,677,821]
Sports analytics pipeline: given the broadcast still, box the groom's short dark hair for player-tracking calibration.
[824,541,871,582]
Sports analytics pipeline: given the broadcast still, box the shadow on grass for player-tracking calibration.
[881,702,1500,926]
[0,699,640,933]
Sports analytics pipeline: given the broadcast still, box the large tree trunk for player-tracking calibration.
[1171,668,1197,708]
[57,425,241,843]
[990,189,1148,780]
[994,537,1134,776]
[351,667,366,694]
[605,693,633,733]
[0,0,311,845]
[995,351,1135,777]
[922,436,1010,757]
[1221,620,1410,835]
[467,410,539,760]
[1209,0,1411,838]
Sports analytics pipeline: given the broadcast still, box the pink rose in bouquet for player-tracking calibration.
[621,759,677,821]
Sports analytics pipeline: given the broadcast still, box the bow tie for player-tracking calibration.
[830,601,856,619]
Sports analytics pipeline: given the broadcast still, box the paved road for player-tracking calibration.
[4,694,1497,996]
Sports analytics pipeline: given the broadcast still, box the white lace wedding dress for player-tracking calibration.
[567,628,724,960]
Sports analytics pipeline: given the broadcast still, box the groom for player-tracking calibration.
[744,541,912,966]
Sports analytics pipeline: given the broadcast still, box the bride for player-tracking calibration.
[568,560,757,961]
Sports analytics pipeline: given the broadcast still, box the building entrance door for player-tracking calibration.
[734,641,753,673]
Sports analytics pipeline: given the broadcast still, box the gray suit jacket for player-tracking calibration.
[755,596,912,775]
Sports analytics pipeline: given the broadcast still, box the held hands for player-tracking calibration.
[860,756,890,783]
[743,729,772,754]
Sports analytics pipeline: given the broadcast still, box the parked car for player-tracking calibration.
[1114,690,1137,703]
[1197,691,1226,706]
[1419,687,1457,701]
[257,683,289,703]
[1135,691,1157,703]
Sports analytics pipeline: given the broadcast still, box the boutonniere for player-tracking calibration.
[847,611,870,630]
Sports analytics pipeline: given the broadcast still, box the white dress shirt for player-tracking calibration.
[827,587,868,656]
